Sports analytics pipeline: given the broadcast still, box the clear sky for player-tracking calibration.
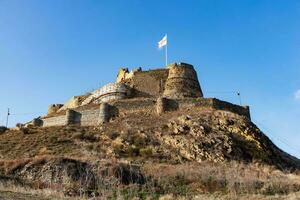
[0,0,300,158]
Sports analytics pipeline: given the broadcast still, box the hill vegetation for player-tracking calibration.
[0,107,299,199]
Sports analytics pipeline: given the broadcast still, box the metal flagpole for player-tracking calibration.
[6,108,10,128]
[165,34,168,66]
[237,92,242,105]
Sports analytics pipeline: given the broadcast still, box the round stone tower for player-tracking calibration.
[163,63,203,98]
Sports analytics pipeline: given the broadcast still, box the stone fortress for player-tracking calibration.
[28,62,250,127]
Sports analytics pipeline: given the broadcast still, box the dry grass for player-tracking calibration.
[143,161,300,197]
[0,106,299,199]
[0,157,299,199]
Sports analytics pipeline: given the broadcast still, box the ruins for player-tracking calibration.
[27,62,250,127]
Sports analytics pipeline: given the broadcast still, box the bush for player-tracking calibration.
[140,148,153,157]
[72,131,98,142]
[113,143,124,155]
[127,146,140,157]
[0,126,7,134]
[20,127,30,134]
[107,132,120,140]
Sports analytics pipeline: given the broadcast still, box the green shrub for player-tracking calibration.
[127,146,140,157]
[140,148,153,157]
[107,132,120,140]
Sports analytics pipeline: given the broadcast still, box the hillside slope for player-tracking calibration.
[0,107,299,199]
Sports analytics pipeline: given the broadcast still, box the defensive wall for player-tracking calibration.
[39,98,251,127]
[121,68,169,97]
[118,62,203,99]
[27,62,250,128]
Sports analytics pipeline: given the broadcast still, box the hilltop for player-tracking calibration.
[0,63,299,199]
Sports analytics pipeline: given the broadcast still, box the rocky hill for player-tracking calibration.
[0,106,299,199]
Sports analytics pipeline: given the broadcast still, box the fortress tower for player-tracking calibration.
[163,63,203,98]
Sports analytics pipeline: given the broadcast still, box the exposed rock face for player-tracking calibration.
[152,112,299,169]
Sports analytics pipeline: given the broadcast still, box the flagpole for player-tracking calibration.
[165,34,168,66]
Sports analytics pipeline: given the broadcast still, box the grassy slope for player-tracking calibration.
[0,107,299,199]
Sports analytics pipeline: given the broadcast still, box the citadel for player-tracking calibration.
[27,62,250,127]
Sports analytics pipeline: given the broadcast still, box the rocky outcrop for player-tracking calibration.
[152,112,300,170]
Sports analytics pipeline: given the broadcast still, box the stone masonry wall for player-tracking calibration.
[122,69,169,97]
[43,115,66,127]
[80,109,99,126]
[40,98,250,127]
[163,63,203,98]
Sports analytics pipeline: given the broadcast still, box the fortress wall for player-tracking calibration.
[111,98,156,113]
[40,98,250,127]
[80,109,99,126]
[170,98,250,119]
[174,98,214,109]
[123,69,169,97]
[211,98,251,119]
[82,83,129,105]
[43,115,66,127]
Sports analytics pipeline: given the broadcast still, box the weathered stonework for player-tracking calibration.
[32,118,43,127]
[82,83,130,105]
[156,97,167,115]
[28,62,251,128]
[43,115,66,127]
[40,98,251,127]
[98,103,110,124]
[163,63,203,98]
[65,109,77,125]
[57,96,87,112]
[48,104,63,115]
[121,69,169,97]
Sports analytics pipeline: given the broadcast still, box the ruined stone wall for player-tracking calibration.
[43,115,66,127]
[82,83,130,105]
[80,109,100,126]
[122,69,169,97]
[57,96,87,113]
[48,104,63,115]
[211,99,251,119]
[40,98,250,127]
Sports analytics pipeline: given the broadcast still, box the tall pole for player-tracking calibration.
[237,92,242,105]
[165,34,168,66]
[6,108,10,128]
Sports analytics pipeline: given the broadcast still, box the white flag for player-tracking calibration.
[158,35,167,48]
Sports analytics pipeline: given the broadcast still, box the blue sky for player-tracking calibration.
[0,0,299,158]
